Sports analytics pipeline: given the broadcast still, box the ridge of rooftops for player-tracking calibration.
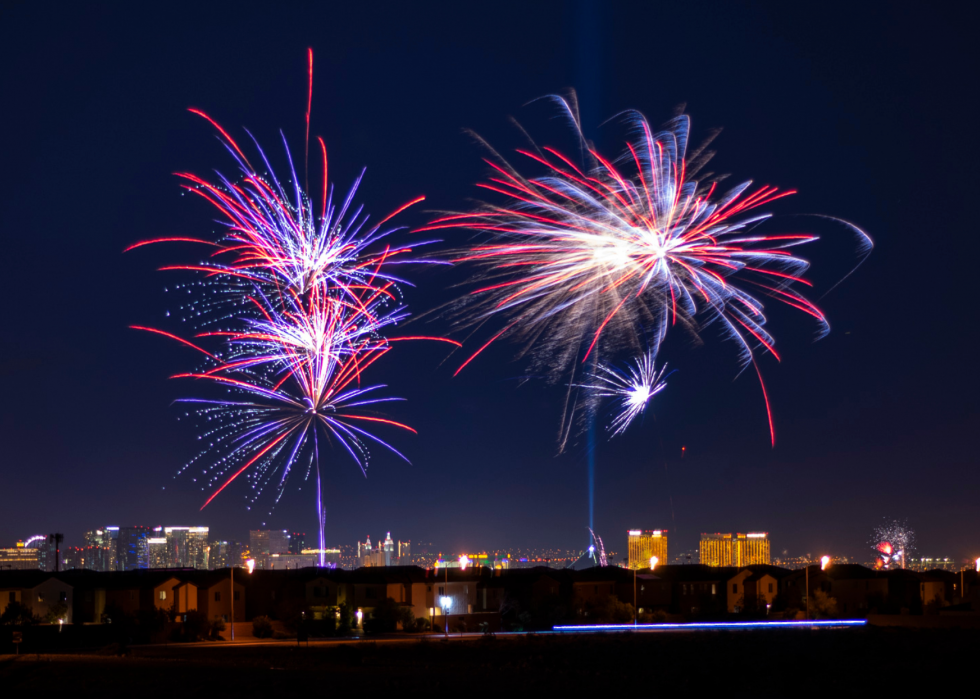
[1,563,971,590]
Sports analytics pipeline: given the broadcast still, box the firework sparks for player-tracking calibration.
[422,94,871,443]
[129,52,451,561]
[871,519,914,570]
[583,351,668,436]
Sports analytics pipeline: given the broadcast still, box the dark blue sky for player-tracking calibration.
[1,1,976,563]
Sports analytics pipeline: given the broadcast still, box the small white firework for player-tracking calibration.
[587,351,668,435]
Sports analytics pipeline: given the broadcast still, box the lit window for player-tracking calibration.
[37,593,44,602]
[159,591,167,600]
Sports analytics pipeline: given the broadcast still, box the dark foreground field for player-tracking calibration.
[0,628,972,695]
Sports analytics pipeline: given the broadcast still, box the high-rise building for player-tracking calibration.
[20,535,60,572]
[357,535,373,559]
[289,533,307,555]
[249,530,290,556]
[0,543,40,570]
[83,528,116,571]
[360,549,387,567]
[627,530,668,570]
[383,532,394,565]
[734,533,770,566]
[700,532,770,567]
[114,526,153,571]
[147,537,168,568]
[164,527,210,569]
[208,541,245,569]
[397,540,411,559]
[700,533,733,567]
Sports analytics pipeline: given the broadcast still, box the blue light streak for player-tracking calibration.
[553,619,867,632]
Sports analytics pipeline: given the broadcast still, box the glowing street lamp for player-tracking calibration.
[975,558,980,573]
[231,558,256,641]
[650,556,658,571]
[458,555,470,571]
[440,596,452,639]
[356,609,363,629]
[820,556,831,571]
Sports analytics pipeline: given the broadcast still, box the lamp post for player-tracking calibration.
[231,558,256,641]
[440,596,452,639]
[805,564,809,621]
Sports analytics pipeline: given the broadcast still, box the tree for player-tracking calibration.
[252,615,274,638]
[364,597,413,634]
[809,589,838,619]
[45,601,69,624]
[588,596,634,624]
[133,608,170,644]
[179,610,211,641]
[208,617,226,640]
[336,602,355,635]
[1,601,39,626]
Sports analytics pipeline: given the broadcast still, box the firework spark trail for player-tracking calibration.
[424,95,871,443]
[129,52,453,557]
[871,519,915,570]
[581,351,668,436]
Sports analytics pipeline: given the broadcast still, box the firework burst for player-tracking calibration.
[129,51,451,559]
[871,519,914,570]
[583,351,668,436]
[423,94,871,443]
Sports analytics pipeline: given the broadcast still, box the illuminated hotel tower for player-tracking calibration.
[700,532,771,567]
[627,530,668,569]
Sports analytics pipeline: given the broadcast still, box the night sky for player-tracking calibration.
[2,1,976,563]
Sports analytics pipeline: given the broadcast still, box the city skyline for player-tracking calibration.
[3,522,975,573]
[0,3,976,564]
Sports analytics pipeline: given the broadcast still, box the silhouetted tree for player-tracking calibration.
[44,601,69,624]
[365,597,413,634]
[0,601,39,626]
[809,589,838,619]
[252,615,274,638]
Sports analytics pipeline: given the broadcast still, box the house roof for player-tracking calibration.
[0,570,53,589]
[651,565,742,582]
[744,564,796,580]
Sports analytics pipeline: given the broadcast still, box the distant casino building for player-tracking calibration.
[700,532,771,567]
[0,543,41,570]
[250,530,290,557]
[114,526,153,571]
[627,530,668,570]
[147,536,168,568]
[165,527,210,569]
[289,533,307,555]
[208,540,246,570]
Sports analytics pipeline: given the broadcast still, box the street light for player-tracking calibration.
[231,559,256,641]
[975,558,980,573]
[820,556,831,571]
[650,556,658,571]
[440,596,452,639]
